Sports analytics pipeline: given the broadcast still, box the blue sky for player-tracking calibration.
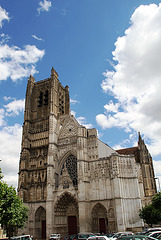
[0,0,161,189]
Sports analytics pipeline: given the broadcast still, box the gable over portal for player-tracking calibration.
[58,116,80,140]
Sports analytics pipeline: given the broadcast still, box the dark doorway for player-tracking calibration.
[68,216,77,235]
[42,220,46,239]
[99,218,106,234]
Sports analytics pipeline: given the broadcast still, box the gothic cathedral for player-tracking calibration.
[18,68,157,239]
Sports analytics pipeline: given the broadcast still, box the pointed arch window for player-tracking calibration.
[61,154,77,186]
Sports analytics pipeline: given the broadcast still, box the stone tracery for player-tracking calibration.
[61,154,78,186]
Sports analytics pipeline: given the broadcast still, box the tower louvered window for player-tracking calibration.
[44,90,48,106]
[59,93,64,115]
[38,91,43,107]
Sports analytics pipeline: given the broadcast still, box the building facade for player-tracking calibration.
[18,68,157,239]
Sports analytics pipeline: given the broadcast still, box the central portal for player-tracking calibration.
[54,192,79,237]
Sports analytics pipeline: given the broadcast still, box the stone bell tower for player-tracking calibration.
[18,67,70,238]
[18,67,156,239]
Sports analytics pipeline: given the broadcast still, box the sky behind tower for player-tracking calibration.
[0,0,161,190]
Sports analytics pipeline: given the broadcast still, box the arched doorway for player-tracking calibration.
[54,192,79,237]
[91,203,108,234]
[35,206,46,239]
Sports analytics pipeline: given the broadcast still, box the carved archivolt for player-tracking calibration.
[54,192,78,216]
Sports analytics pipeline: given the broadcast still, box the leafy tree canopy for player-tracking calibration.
[0,168,28,238]
[139,204,161,227]
[139,192,161,227]
[152,191,161,210]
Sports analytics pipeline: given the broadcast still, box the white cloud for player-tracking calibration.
[0,6,10,28]
[4,99,25,116]
[0,7,45,82]
[70,99,79,105]
[37,0,52,14]
[77,116,93,129]
[0,33,10,44]
[71,110,76,117]
[32,35,43,41]
[3,96,14,101]
[0,108,5,127]
[0,44,45,81]
[0,98,25,189]
[71,110,93,129]
[0,124,22,189]
[96,3,161,157]
[104,100,119,113]
[153,160,161,191]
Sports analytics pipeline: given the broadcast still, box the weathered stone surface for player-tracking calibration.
[18,68,157,239]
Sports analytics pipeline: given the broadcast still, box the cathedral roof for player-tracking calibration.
[116,147,140,162]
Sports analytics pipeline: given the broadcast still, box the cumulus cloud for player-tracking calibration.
[71,110,93,129]
[0,6,10,28]
[77,116,93,129]
[4,99,25,116]
[0,124,22,189]
[0,98,25,188]
[96,3,161,157]
[37,0,52,14]
[0,7,45,82]
[0,44,45,81]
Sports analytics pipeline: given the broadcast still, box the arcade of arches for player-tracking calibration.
[34,194,111,239]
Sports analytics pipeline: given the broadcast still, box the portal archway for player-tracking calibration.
[54,192,79,237]
[91,203,108,234]
[35,206,46,239]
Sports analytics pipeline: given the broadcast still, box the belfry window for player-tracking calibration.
[38,91,43,107]
[44,90,48,106]
[38,90,49,107]
[59,93,65,115]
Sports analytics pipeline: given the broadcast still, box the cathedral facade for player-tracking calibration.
[18,68,157,239]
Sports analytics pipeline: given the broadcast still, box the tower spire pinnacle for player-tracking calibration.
[51,67,58,78]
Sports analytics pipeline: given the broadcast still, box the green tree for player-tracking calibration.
[152,191,161,212]
[0,168,28,238]
[139,203,161,227]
